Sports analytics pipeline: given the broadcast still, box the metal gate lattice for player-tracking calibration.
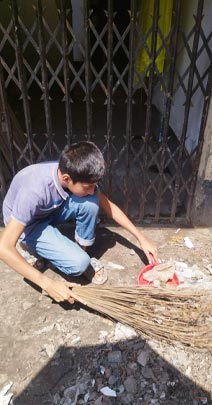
[0,0,212,223]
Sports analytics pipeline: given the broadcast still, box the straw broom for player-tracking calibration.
[71,285,212,349]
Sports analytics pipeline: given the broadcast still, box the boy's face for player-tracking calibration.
[59,171,97,197]
[68,181,97,197]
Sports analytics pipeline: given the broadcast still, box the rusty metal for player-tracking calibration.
[0,150,6,196]
[140,0,159,219]
[106,0,113,197]
[124,0,136,213]
[0,57,16,175]
[155,0,181,220]
[36,0,53,158]
[84,0,92,140]
[10,0,34,163]
[60,0,73,145]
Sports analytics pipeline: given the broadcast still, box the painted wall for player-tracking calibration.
[192,98,212,225]
[152,0,212,154]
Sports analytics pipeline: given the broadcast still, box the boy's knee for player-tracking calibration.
[83,199,99,217]
[60,250,90,276]
[75,250,90,275]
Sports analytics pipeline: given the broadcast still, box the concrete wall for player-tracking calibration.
[191,98,212,225]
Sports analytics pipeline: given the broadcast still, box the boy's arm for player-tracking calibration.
[99,191,157,263]
[0,218,77,303]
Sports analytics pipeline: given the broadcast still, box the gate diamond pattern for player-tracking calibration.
[0,0,212,223]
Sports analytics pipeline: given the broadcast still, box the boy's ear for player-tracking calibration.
[61,173,72,184]
[58,169,73,187]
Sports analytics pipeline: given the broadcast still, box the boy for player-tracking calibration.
[0,141,157,304]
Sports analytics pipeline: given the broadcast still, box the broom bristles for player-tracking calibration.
[72,285,212,349]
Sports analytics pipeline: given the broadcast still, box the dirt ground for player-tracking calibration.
[0,224,212,405]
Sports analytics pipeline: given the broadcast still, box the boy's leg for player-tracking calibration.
[52,192,100,248]
[22,221,90,276]
[21,192,100,277]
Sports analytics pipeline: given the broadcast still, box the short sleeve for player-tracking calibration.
[11,188,42,226]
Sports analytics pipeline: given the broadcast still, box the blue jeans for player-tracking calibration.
[22,193,99,276]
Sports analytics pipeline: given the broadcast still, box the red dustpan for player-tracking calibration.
[138,256,179,286]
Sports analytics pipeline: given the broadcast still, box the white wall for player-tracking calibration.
[152,0,212,154]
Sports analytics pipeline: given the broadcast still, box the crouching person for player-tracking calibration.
[0,141,157,304]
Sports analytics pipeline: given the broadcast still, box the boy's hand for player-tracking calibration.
[138,236,158,264]
[41,278,86,305]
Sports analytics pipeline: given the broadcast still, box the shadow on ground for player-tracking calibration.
[24,225,149,293]
[13,336,211,405]
[14,224,212,404]
[60,224,149,263]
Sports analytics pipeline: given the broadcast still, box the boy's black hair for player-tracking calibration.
[59,141,105,184]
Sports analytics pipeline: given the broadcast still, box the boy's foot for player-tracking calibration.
[34,258,48,271]
[17,242,47,270]
[84,258,108,285]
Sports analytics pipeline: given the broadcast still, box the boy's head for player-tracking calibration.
[59,141,105,184]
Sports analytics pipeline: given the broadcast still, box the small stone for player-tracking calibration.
[94,396,103,405]
[34,323,55,335]
[137,348,150,367]
[96,377,104,391]
[140,381,148,389]
[206,264,212,274]
[108,375,118,386]
[120,392,134,404]
[94,396,112,405]
[124,376,137,394]
[114,323,137,340]
[127,362,138,374]
[70,335,81,345]
[142,366,156,380]
[23,301,34,311]
[53,393,60,404]
[43,343,55,358]
[186,366,192,375]
[108,350,122,363]
[105,367,112,379]
[99,330,108,342]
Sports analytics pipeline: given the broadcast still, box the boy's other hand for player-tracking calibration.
[138,237,158,264]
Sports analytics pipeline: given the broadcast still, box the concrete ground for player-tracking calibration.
[0,224,212,404]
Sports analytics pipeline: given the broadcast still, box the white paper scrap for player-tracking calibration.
[0,382,13,405]
[100,386,117,397]
[107,262,125,270]
[184,237,194,248]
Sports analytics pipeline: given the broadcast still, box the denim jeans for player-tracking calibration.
[22,192,99,276]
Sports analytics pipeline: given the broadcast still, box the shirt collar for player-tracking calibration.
[52,164,68,200]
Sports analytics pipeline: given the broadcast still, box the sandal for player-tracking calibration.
[34,258,48,271]
[84,258,108,285]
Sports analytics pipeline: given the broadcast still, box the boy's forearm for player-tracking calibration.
[101,197,146,242]
[99,192,157,262]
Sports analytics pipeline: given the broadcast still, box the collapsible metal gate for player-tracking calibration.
[0,0,212,223]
